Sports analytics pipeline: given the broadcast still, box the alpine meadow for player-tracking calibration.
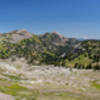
[0,0,100,100]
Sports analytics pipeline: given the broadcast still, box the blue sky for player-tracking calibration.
[0,0,100,39]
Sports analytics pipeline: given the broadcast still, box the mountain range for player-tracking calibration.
[0,29,100,69]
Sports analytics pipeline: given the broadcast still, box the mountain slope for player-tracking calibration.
[63,40,100,69]
[0,30,100,69]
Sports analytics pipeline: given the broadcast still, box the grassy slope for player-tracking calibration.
[92,80,100,90]
[64,53,91,67]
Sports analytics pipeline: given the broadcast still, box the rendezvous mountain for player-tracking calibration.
[0,29,100,69]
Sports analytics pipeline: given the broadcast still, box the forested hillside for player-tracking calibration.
[0,30,100,69]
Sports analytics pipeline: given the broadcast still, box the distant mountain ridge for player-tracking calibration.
[0,29,100,69]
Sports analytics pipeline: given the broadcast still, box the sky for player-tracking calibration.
[0,0,100,39]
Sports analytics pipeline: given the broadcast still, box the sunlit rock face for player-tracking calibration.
[6,29,33,43]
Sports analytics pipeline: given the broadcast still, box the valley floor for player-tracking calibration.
[0,59,100,100]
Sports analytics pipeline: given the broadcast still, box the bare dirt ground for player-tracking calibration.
[0,58,100,100]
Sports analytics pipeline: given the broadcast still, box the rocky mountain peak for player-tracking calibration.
[4,29,33,43]
[51,32,64,39]
[16,29,29,34]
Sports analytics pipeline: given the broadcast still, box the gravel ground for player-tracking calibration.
[0,93,14,100]
[0,59,100,100]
